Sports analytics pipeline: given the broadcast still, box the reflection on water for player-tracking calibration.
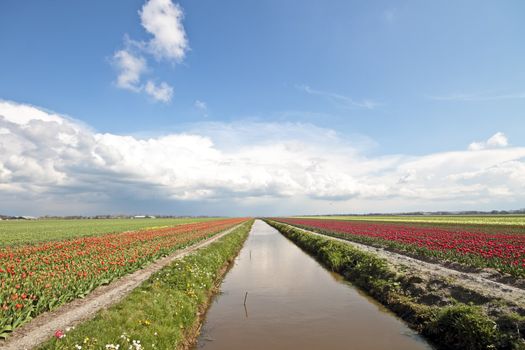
[193,220,433,350]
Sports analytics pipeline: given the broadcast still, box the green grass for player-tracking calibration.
[276,219,525,277]
[266,219,525,350]
[38,220,253,350]
[0,218,220,246]
[294,215,525,226]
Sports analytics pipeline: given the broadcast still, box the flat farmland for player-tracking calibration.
[0,218,220,246]
[294,215,525,226]
[0,218,247,338]
[278,217,525,277]
[267,219,525,350]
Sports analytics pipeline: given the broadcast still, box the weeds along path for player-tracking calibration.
[277,222,525,306]
[0,223,247,350]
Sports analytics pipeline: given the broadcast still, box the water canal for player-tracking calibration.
[193,220,433,350]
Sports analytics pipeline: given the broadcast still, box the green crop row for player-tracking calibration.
[266,219,525,350]
[294,215,525,226]
[0,218,220,246]
[38,220,253,350]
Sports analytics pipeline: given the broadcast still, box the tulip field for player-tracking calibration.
[0,218,246,338]
[0,217,221,246]
[294,215,525,226]
[276,217,525,278]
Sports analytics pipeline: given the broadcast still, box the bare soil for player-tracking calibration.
[286,224,525,308]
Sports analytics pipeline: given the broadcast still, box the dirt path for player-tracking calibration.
[279,222,525,306]
[0,223,246,350]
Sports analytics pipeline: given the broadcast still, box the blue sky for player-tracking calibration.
[1,1,524,215]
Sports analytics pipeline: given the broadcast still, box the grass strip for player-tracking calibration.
[266,219,525,350]
[274,218,525,278]
[0,219,245,338]
[38,220,253,350]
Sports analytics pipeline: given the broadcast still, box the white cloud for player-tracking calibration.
[296,84,378,110]
[1,100,525,215]
[113,50,147,91]
[112,50,173,103]
[112,0,188,102]
[486,132,509,148]
[468,132,509,151]
[145,80,174,102]
[140,0,188,62]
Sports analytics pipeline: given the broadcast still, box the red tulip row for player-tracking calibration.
[0,218,247,337]
[276,218,525,277]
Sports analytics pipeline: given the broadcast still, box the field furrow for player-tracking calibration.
[0,218,247,338]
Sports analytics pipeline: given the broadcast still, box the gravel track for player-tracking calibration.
[280,222,525,306]
[0,223,245,350]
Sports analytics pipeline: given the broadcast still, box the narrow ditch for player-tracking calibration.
[193,220,433,350]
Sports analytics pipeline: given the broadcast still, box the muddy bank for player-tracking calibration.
[280,222,525,306]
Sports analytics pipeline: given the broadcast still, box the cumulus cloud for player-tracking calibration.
[1,100,525,215]
[112,0,188,103]
[144,80,174,102]
[140,0,188,62]
[113,50,147,91]
[112,50,174,102]
[468,132,509,151]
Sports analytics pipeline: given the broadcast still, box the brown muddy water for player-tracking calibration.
[193,220,433,350]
